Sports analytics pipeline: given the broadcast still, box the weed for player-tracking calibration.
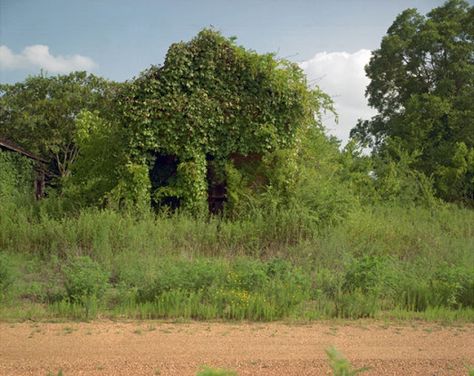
[46,370,63,376]
[325,347,369,375]
[196,366,237,376]
[63,326,74,335]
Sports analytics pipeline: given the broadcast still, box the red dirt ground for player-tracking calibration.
[0,321,473,375]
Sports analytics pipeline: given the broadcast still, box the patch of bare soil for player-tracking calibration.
[0,321,473,375]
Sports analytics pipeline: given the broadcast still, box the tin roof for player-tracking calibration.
[0,138,48,163]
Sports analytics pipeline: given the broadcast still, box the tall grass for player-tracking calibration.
[1,199,473,321]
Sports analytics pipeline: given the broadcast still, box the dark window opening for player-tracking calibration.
[149,154,180,211]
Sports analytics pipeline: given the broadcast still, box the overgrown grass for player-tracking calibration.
[1,201,473,322]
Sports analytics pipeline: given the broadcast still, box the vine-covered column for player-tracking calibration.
[177,152,208,215]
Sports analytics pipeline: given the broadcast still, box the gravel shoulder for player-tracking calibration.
[1,320,473,375]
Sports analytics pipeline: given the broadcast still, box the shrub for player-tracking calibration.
[64,256,109,303]
[343,256,396,297]
[229,259,269,291]
[431,265,474,308]
[135,259,228,302]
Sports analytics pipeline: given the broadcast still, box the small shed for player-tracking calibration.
[0,138,48,199]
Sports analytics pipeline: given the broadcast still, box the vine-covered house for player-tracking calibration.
[120,29,330,214]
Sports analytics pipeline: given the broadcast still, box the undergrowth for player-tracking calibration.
[1,203,473,322]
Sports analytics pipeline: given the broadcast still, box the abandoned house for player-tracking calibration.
[122,30,314,214]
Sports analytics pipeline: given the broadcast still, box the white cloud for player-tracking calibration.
[299,49,376,144]
[0,45,97,74]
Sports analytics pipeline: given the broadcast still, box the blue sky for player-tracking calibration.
[0,0,448,142]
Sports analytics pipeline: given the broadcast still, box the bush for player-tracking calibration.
[135,259,228,302]
[431,265,474,308]
[343,256,396,297]
[64,256,109,303]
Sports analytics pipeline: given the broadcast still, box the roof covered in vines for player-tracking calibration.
[120,29,325,161]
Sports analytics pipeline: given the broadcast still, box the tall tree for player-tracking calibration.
[0,71,117,178]
[351,0,474,202]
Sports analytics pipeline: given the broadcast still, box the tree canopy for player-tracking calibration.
[351,0,474,202]
[0,71,116,178]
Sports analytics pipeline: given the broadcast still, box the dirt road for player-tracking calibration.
[0,321,473,375]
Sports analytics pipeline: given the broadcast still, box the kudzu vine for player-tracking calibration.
[119,28,333,213]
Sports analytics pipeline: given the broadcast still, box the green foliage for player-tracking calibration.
[0,71,116,179]
[196,367,237,376]
[325,347,369,376]
[434,142,474,202]
[123,28,325,159]
[0,150,34,199]
[64,256,109,304]
[292,127,358,225]
[46,370,63,376]
[131,258,310,320]
[334,290,379,319]
[108,162,152,212]
[352,0,474,203]
[431,265,474,308]
[0,253,15,300]
[343,256,395,297]
[369,141,438,206]
[1,204,474,321]
[0,150,36,224]
[121,28,334,212]
[339,141,377,203]
[175,154,208,213]
[64,110,128,208]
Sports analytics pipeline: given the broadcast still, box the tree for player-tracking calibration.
[64,110,129,208]
[0,71,117,179]
[351,0,474,202]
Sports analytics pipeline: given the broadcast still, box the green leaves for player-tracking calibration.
[352,0,474,203]
[120,28,333,212]
[0,71,117,179]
